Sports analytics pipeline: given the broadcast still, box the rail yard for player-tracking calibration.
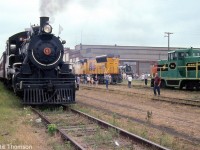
[1,1,200,150]
[31,106,169,150]
[0,80,200,150]
[76,83,200,149]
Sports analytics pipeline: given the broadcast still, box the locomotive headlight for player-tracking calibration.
[43,25,52,33]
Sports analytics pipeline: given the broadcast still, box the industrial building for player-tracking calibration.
[63,44,181,74]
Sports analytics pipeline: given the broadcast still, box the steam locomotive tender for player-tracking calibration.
[0,17,76,105]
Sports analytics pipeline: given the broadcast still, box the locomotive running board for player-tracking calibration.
[23,88,75,104]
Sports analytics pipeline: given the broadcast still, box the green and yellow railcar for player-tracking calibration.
[151,48,200,90]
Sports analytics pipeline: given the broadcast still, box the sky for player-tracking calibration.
[1,0,200,54]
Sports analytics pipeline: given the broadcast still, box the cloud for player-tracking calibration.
[1,0,200,54]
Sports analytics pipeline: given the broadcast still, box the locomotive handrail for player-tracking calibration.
[13,62,22,67]
[8,54,15,58]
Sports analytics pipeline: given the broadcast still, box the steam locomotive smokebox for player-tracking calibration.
[40,16,49,27]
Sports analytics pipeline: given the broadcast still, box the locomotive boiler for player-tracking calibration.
[0,17,76,104]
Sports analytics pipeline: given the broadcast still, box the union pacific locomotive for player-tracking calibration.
[73,54,130,84]
[0,17,76,104]
[151,47,200,90]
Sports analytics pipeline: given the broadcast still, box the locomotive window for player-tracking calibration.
[178,52,185,60]
[193,52,200,56]
[173,52,177,60]
[168,53,172,60]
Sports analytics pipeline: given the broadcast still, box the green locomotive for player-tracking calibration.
[151,47,200,90]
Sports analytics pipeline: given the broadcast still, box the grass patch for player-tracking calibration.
[84,126,117,148]
[0,82,76,149]
[52,141,73,150]
[47,124,57,136]
[0,82,23,143]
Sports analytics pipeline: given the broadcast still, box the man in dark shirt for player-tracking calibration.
[154,73,161,95]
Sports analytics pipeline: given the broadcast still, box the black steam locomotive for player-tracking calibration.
[0,17,76,105]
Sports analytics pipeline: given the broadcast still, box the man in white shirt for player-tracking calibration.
[127,75,133,88]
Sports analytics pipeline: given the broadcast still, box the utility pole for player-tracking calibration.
[164,32,173,51]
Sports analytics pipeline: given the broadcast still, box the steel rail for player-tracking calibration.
[82,86,200,107]
[68,106,170,150]
[76,101,200,144]
[31,107,86,150]
[151,97,200,107]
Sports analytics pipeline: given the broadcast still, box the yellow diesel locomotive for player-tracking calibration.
[73,54,123,84]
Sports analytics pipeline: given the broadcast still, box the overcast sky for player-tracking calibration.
[1,0,200,54]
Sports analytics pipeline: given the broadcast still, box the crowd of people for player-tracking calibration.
[76,75,99,86]
[125,72,149,87]
[76,72,161,96]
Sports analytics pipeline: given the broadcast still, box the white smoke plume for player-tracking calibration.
[39,0,68,23]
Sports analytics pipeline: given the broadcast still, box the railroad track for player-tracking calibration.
[81,86,200,107]
[76,100,200,145]
[77,94,199,125]
[151,96,200,107]
[31,106,169,150]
